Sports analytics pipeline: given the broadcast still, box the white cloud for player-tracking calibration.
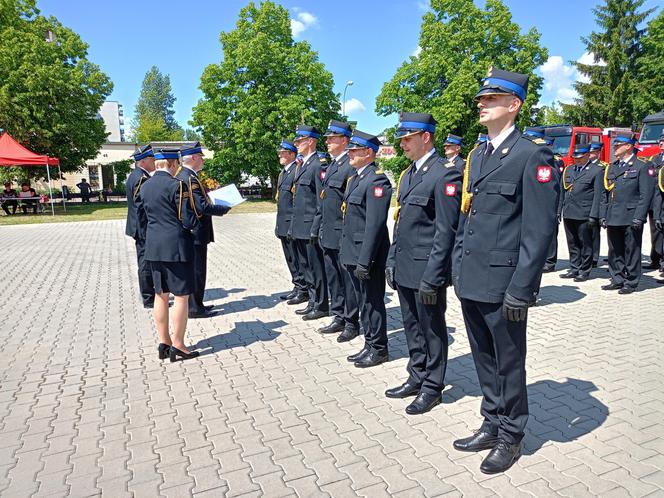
[343,98,365,115]
[290,10,318,37]
[412,46,422,58]
[539,55,578,104]
[577,51,606,67]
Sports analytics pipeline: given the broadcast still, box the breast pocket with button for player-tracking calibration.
[481,181,517,215]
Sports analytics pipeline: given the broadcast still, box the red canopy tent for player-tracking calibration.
[0,131,62,215]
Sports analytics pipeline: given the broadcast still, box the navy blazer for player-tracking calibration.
[387,152,462,289]
[561,162,603,221]
[141,170,199,262]
[600,155,654,226]
[339,163,392,268]
[275,162,297,238]
[176,166,229,245]
[313,153,353,250]
[290,154,324,240]
[125,166,151,240]
[452,129,560,303]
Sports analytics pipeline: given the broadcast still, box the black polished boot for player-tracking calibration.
[480,439,521,474]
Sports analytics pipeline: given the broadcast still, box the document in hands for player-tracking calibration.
[207,184,246,207]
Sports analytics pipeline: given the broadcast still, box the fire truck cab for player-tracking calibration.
[637,110,664,158]
[542,124,634,165]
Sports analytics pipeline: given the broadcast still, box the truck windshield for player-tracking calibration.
[551,135,571,156]
[640,123,664,144]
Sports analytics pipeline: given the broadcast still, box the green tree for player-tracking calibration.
[539,102,567,125]
[192,1,340,188]
[131,66,184,142]
[562,0,655,127]
[375,0,548,177]
[0,0,113,177]
[633,10,664,120]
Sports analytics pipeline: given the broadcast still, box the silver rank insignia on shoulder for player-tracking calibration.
[423,166,429,172]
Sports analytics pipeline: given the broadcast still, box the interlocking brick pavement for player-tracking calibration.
[1,212,663,497]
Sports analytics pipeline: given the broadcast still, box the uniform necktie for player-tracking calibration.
[481,142,494,171]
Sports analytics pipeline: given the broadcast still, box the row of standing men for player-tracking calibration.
[275,67,564,474]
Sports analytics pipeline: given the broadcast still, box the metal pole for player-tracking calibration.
[46,163,54,215]
[57,163,66,212]
[342,80,353,117]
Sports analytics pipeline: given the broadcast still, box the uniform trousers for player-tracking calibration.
[134,238,155,306]
[347,265,388,354]
[607,225,643,289]
[563,218,594,275]
[280,236,307,294]
[592,223,601,265]
[648,210,663,268]
[323,247,358,327]
[189,244,208,313]
[544,222,559,269]
[397,284,448,395]
[460,298,528,444]
[294,238,329,311]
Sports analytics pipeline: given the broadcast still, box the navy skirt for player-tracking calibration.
[150,261,194,296]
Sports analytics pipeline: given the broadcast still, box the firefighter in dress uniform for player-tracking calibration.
[600,133,654,294]
[443,133,465,174]
[276,139,308,304]
[384,112,462,415]
[314,120,361,342]
[140,148,200,362]
[340,130,393,368]
[289,125,330,320]
[653,150,664,282]
[559,143,603,282]
[645,134,664,274]
[451,68,559,474]
[176,142,230,318]
[125,144,156,308]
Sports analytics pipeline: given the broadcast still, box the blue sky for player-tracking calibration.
[39,0,660,136]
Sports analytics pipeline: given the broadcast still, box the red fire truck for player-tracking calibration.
[637,110,664,158]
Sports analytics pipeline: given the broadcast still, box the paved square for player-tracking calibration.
[1,213,663,497]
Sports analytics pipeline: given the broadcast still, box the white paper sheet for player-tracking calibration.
[207,184,246,207]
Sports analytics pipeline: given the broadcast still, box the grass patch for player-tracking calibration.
[0,199,277,226]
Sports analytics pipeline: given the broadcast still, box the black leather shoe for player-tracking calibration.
[158,343,170,360]
[337,327,360,343]
[354,350,388,368]
[318,318,345,334]
[559,271,577,279]
[405,392,441,415]
[453,430,499,452]
[143,302,155,309]
[645,262,661,270]
[281,290,298,300]
[188,309,220,319]
[302,310,328,321]
[602,282,623,291]
[480,440,521,474]
[385,381,420,399]
[169,346,200,362]
[618,286,636,294]
[287,294,308,305]
[542,265,555,273]
[295,304,314,315]
[573,273,589,282]
[347,346,369,362]
[204,304,214,311]
[592,261,599,268]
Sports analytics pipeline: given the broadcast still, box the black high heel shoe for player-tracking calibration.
[169,346,200,362]
[158,343,171,360]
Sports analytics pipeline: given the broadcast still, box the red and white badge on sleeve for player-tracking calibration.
[537,165,553,183]
[373,186,384,197]
[445,183,457,196]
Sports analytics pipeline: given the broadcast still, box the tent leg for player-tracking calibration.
[58,164,66,212]
[46,164,55,216]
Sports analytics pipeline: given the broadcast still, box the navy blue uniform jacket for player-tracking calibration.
[313,153,353,250]
[290,154,324,240]
[600,156,654,226]
[561,162,603,220]
[275,162,297,238]
[387,152,462,289]
[452,129,560,303]
[176,166,228,245]
[141,170,199,262]
[339,164,392,268]
[125,166,150,240]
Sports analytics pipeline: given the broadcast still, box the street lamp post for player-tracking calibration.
[342,80,354,117]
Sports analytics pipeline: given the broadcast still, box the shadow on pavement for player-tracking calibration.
[536,285,587,305]
[194,319,285,356]
[204,287,246,300]
[211,291,285,313]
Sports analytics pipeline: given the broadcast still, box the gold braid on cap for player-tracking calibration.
[392,167,409,222]
[603,163,615,192]
[659,166,664,193]
[562,165,573,191]
[460,145,479,215]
